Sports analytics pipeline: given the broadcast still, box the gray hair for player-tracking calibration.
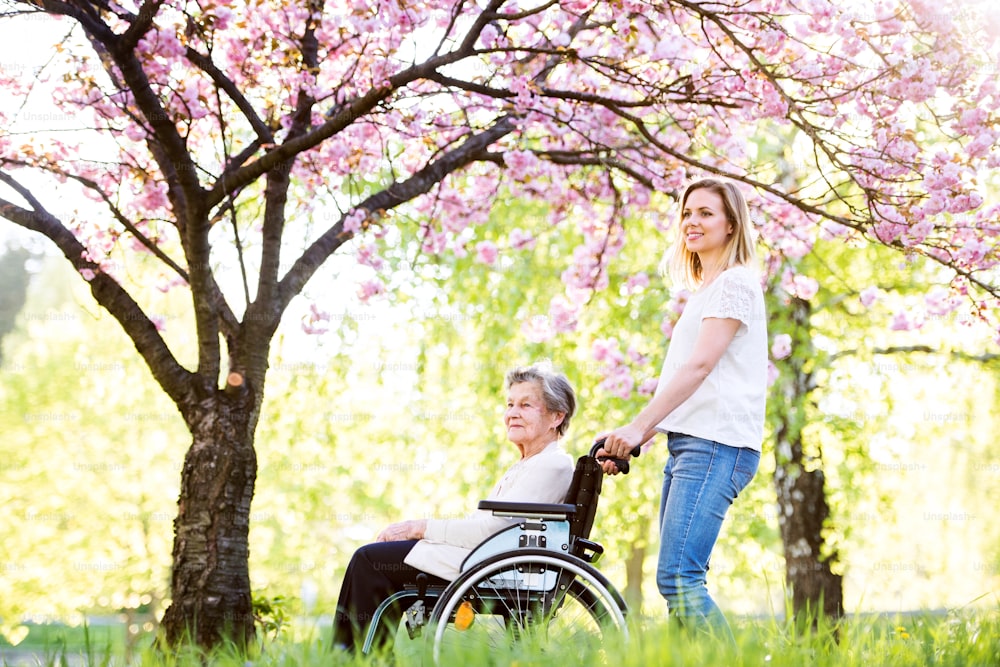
[505,362,576,437]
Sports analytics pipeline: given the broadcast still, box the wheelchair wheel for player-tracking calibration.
[428,549,627,663]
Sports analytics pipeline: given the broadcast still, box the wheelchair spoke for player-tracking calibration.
[429,551,627,663]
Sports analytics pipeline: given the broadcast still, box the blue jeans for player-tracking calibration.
[657,432,760,643]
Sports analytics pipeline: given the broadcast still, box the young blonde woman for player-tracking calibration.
[599,178,767,644]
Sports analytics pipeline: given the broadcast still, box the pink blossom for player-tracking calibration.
[660,317,675,340]
[450,241,468,259]
[890,310,922,331]
[637,377,658,395]
[795,275,819,300]
[343,209,367,235]
[781,270,819,300]
[925,287,960,317]
[356,278,386,303]
[302,302,331,335]
[766,360,780,387]
[356,243,385,270]
[626,345,648,366]
[624,272,650,295]
[859,286,880,308]
[8,0,1000,411]
[421,229,448,255]
[903,220,934,247]
[599,366,634,399]
[504,149,540,180]
[508,76,534,110]
[480,23,500,47]
[475,241,499,264]
[592,338,624,364]
[548,297,579,333]
[209,6,234,31]
[873,221,905,243]
[508,228,536,251]
[667,290,691,315]
[956,238,990,266]
[521,315,554,344]
[919,194,947,217]
[771,333,792,360]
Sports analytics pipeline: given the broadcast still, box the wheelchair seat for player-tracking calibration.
[462,449,608,571]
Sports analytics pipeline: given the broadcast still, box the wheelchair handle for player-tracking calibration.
[591,437,641,475]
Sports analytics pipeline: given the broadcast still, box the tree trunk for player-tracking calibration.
[0,246,33,362]
[623,520,649,616]
[774,436,844,621]
[772,296,844,623]
[160,380,258,647]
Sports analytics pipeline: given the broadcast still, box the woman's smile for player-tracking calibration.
[680,188,732,266]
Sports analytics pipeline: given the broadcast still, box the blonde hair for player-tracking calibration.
[665,179,757,289]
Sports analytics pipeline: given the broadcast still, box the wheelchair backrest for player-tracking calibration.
[563,454,604,551]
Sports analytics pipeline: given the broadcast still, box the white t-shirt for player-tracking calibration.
[403,440,574,580]
[654,265,767,450]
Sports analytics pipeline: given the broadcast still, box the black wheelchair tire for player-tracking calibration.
[427,549,628,663]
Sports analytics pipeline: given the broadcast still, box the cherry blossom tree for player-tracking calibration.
[1,0,998,648]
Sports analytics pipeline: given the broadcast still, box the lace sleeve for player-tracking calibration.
[704,270,756,329]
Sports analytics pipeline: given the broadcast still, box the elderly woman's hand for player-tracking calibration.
[376,519,428,542]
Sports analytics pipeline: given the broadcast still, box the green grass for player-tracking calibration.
[2,609,998,666]
[0,623,123,650]
[0,622,125,666]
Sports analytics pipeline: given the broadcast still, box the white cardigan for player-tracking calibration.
[403,440,574,580]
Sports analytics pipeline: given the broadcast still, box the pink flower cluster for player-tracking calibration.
[2,0,998,382]
[592,337,655,400]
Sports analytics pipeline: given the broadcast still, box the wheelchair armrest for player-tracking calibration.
[478,500,577,520]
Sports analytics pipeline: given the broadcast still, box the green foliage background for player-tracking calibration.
[1,190,999,642]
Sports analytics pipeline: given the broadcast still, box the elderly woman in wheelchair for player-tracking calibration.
[332,363,630,658]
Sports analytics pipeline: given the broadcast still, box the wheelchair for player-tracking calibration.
[360,440,637,661]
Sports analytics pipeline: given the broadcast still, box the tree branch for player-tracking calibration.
[47,0,223,380]
[185,47,275,146]
[831,344,1000,364]
[120,0,164,51]
[276,115,517,314]
[0,173,194,405]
